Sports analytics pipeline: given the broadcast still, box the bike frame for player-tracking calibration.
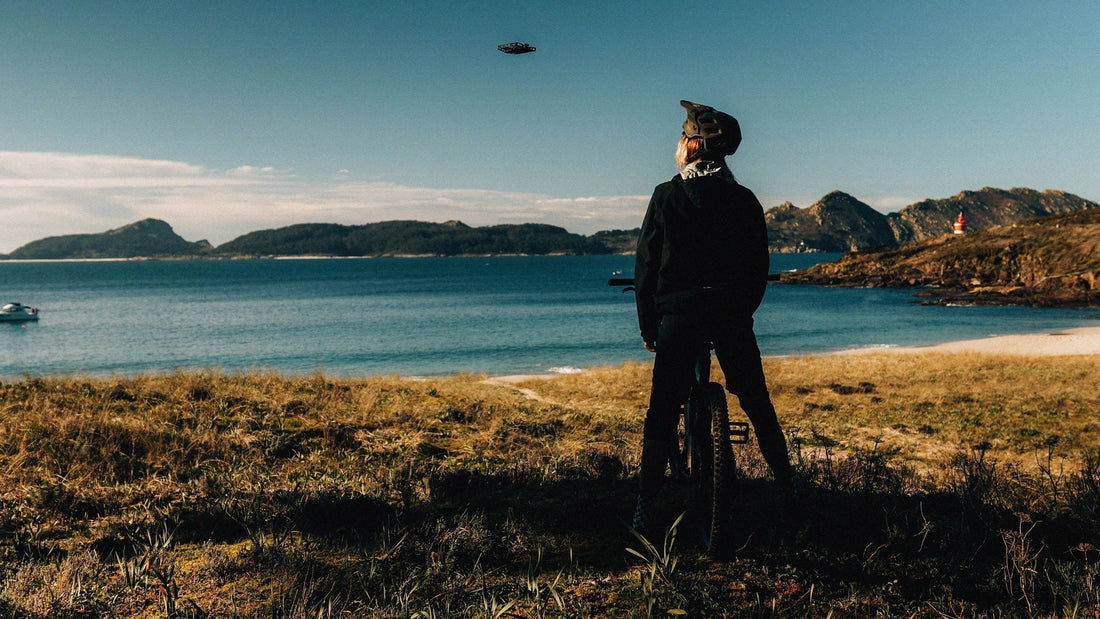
[610,278,749,479]
[671,342,713,481]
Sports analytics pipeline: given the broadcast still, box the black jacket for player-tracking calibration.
[634,174,769,342]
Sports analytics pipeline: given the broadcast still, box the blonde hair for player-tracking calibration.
[675,135,705,169]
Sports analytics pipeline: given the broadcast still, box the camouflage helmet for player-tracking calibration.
[680,100,741,158]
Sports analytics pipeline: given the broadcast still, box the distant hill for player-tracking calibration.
[779,208,1100,307]
[2,187,1095,260]
[765,191,897,252]
[1,220,614,259]
[210,220,611,257]
[4,219,212,260]
[586,228,640,255]
[888,187,1096,245]
[766,187,1097,252]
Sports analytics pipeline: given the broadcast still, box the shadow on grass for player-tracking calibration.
[73,445,1100,616]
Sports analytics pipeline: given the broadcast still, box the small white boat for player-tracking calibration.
[0,302,39,322]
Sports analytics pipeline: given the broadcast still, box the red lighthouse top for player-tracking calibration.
[953,212,967,234]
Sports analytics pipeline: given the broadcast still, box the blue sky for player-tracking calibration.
[2,1,1098,252]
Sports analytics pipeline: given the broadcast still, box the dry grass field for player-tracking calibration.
[1,352,1098,617]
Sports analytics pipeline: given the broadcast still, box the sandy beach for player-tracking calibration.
[485,325,1100,385]
[854,325,1100,356]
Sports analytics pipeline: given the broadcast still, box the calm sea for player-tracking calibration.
[1,255,1096,379]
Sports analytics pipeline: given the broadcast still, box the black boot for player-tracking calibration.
[740,396,792,485]
[758,430,792,486]
[632,440,670,538]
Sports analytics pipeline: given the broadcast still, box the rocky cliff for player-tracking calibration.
[778,208,1100,307]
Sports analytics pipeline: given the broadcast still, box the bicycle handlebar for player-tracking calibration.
[609,274,781,287]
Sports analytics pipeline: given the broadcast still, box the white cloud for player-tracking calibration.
[228,165,285,177]
[0,152,648,253]
[0,151,206,179]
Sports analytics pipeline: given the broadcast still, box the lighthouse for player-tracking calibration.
[953,212,967,234]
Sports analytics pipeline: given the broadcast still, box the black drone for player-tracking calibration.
[498,42,536,54]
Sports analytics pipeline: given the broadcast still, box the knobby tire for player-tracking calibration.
[695,382,735,559]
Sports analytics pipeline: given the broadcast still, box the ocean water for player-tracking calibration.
[1,255,1096,379]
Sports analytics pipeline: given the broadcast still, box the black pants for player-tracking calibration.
[644,311,790,479]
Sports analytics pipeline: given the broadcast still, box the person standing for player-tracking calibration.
[632,100,791,534]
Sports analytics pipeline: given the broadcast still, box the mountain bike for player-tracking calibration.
[610,277,750,558]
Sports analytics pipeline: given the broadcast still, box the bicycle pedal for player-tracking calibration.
[729,421,750,444]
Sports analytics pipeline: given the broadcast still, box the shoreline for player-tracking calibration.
[487,325,1100,384]
[833,325,1100,357]
[6,327,1098,384]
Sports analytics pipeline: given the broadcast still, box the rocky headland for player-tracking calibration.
[778,207,1100,307]
[765,187,1097,253]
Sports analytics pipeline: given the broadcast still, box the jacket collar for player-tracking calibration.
[678,159,734,182]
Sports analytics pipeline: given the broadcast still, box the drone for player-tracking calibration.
[498,42,536,54]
